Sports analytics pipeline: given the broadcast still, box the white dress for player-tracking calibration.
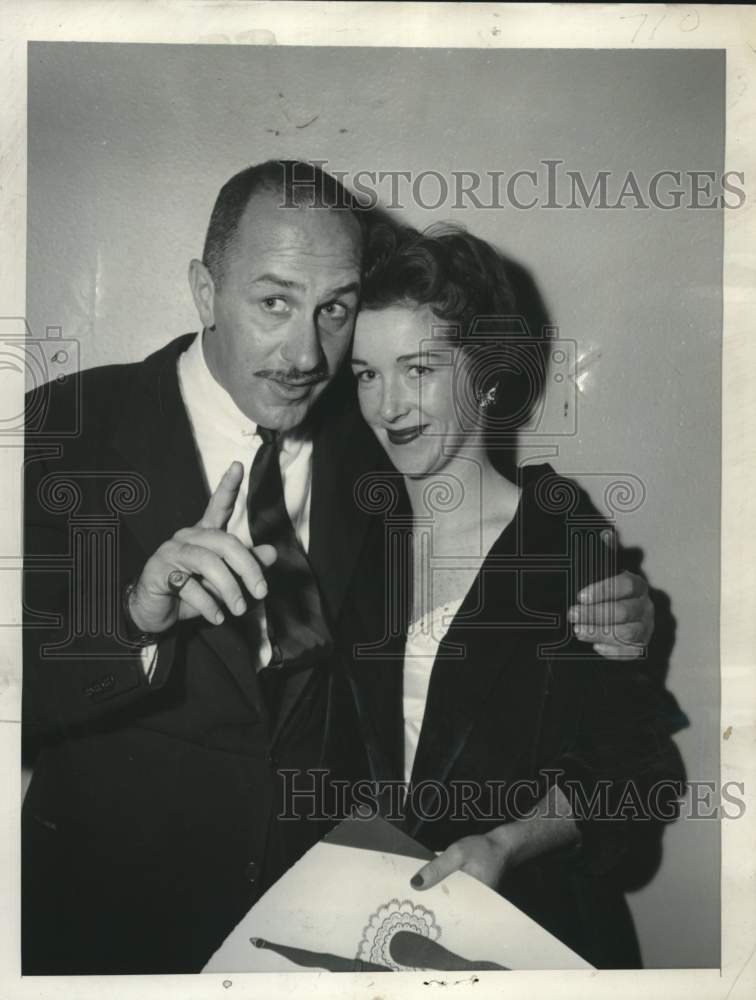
[402,598,464,784]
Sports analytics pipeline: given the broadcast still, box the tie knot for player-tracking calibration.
[257,426,277,446]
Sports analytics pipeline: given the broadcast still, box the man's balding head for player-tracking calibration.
[202,160,367,290]
[189,162,365,431]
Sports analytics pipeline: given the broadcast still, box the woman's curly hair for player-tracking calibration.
[360,222,547,432]
[362,222,517,323]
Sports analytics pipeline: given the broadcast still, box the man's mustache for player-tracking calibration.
[254,365,329,386]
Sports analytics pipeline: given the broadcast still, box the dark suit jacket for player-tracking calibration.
[22,334,379,974]
[339,463,686,969]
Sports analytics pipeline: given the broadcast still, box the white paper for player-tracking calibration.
[204,840,592,973]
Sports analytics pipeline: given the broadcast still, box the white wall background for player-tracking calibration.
[26,43,723,968]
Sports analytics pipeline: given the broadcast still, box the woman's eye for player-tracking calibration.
[354,369,376,383]
[408,365,432,378]
[260,296,289,314]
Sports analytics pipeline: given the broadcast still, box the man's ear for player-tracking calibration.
[188,259,216,329]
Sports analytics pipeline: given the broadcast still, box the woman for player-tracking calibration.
[340,224,684,968]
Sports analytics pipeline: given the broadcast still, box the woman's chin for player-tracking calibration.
[386,454,433,479]
[404,461,448,481]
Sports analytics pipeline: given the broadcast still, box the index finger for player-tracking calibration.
[199,462,245,530]
[410,844,462,891]
[577,570,646,605]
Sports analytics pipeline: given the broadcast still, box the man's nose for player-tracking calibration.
[280,315,324,373]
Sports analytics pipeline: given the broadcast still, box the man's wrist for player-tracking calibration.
[122,580,161,646]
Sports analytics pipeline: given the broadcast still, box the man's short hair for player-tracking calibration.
[202,160,366,287]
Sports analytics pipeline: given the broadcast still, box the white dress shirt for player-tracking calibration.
[142,331,314,678]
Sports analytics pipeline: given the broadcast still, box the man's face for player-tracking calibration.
[191,188,362,432]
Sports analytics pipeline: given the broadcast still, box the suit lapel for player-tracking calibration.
[107,334,264,714]
[307,379,399,627]
[108,334,207,561]
[268,663,316,747]
[317,395,411,781]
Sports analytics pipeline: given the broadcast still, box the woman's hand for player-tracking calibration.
[410,831,516,891]
[409,785,581,892]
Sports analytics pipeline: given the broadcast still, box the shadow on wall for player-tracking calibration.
[497,254,690,895]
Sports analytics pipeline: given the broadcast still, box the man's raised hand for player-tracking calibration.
[126,462,277,635]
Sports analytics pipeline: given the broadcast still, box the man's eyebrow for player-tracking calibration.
[323,281,360,299]
[248,276,360,299]
[250,273,305,290]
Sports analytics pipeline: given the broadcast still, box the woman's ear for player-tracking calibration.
[188,259,216,330]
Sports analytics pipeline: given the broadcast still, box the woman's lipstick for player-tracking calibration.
[386,424,428,445]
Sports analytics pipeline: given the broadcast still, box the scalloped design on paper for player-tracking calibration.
[357,898,441,971]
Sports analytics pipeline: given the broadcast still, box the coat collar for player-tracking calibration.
[108,333,208,561]
[404,468,571,836]
[106,334,270,714]
[342,464,570,834]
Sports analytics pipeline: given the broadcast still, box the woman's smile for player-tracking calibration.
[386,424,429,446]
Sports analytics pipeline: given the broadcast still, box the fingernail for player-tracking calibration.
[235,598,247,615]
[255,582,267,599]
[574,625,586,637]
[410,874,423,889]
[578,590,590,603]
[567,607,579,623]
[215,611,224,625]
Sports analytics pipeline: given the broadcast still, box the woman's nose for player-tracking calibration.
[380,380,410,423]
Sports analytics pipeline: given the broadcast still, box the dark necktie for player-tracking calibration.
[247,427,333,677]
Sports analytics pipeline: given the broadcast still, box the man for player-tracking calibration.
[22,160,655,974]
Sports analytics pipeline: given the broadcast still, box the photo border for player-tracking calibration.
[1,3,754,998]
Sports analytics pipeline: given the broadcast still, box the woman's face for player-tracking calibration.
[351,303,482,478]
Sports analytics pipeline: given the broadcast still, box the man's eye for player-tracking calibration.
[260,297,289,314]
[408,365,432,378]
[320,302,348,321]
